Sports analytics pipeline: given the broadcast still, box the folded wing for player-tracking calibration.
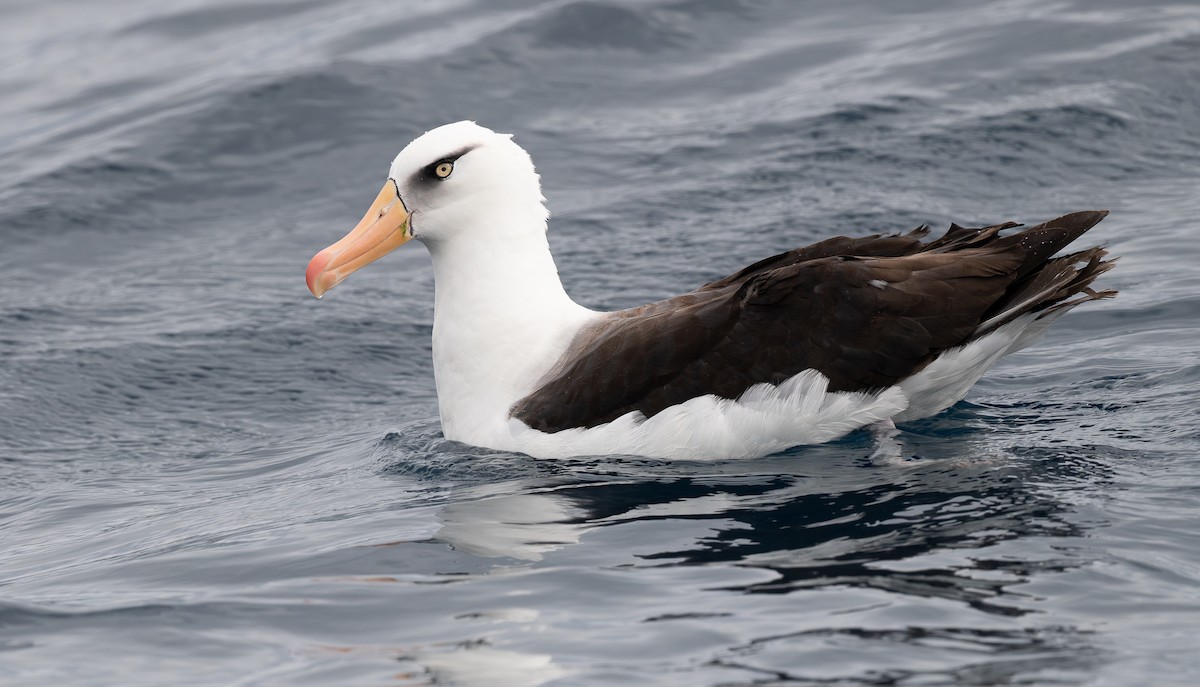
[511,211,1114,432]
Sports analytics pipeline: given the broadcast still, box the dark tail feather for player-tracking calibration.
[1028,249,1119,318]
[975,244,1118,337]
[1000,210,1110,280]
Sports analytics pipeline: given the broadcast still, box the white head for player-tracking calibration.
[306,121,549,297]
[391,121,548,244]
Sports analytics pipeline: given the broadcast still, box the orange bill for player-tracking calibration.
[306,181,411,298]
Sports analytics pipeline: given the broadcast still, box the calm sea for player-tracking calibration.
[2,1,1199,684]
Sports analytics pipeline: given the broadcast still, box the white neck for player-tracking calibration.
[423,223,597,444]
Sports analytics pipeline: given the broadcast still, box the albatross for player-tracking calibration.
[306,121,1116,460]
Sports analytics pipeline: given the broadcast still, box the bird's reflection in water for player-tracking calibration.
[435,488,587,561]
[386,419,1118,683]
[404,644,567,687]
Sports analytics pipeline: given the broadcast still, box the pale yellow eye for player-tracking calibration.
[434,161,454,179]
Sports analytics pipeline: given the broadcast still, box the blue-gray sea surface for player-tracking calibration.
[2,1,1199,685]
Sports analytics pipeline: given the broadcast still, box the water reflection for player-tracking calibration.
[435,488,586,562]
[407,644,567,687]
[402,432,1116,605]
[391,429,1117,683]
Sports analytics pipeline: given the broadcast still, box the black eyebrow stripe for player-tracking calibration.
[430,144,480,166]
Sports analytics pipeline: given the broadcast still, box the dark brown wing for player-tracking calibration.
[696,227,933,291]
[511,211,1112,433]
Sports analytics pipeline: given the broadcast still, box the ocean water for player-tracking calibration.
[2,0,1199,684]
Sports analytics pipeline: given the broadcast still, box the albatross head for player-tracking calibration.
[306,121,547,298]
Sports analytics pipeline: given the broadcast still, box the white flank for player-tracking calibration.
[496,370,909,460]
[893,313,1052,421]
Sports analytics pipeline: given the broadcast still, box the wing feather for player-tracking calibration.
[510,212,1112,433]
